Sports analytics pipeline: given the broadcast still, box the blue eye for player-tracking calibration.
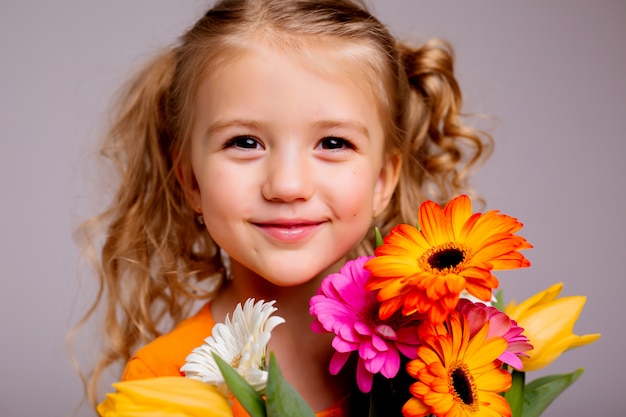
[225,136,262,149]
[319,137,354,150]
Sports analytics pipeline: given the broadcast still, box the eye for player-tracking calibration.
[224,135,263,150]
[318,136,355,150]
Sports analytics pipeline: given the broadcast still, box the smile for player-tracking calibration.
[252,220,325,243]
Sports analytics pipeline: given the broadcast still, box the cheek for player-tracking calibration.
[329,168,377,219]
[197,155,248,191]
[196,165,247,217]
[197,176,251,250]
[329,174,378,255]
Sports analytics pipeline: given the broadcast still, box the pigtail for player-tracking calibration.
[76,50,223,406]
[400,38,491,201]
[360,39,492,257]
[398,40,490,220]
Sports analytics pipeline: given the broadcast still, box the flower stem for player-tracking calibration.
[505,369,525,417]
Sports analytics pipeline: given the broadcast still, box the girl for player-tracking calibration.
[79,0,490,414]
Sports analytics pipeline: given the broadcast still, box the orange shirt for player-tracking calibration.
[122,303,349,417]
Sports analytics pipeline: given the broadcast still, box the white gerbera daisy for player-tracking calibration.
[181,298,285,396]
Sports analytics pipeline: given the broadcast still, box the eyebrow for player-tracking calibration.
[205,119,265,135]
[312,120,371,139]
[205,118,371,138]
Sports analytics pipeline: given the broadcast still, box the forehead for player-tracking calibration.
[195,39,385,125]
[199,35,388,107]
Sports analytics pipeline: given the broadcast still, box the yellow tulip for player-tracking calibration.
[504,282,601,372]
[97,376,233,417]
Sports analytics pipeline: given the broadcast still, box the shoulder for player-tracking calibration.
[122,303,215,380]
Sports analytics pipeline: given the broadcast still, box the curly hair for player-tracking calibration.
[75,0,491,406]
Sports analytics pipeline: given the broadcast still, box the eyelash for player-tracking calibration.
[317,136,355,151]
[222,135,355,152]
[223,136,263,150]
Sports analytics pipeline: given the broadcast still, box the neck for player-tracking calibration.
[213,257,340,321]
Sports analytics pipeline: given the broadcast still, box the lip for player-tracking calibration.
[252,218,325,243]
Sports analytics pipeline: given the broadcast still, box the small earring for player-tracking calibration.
[197,213,204,225]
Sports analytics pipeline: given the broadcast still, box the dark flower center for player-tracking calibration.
[362,296,386,327]
[428,248,465,270]
[451,367,474,405]
[362,295,421,330]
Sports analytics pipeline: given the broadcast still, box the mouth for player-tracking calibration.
[252,219,325,243]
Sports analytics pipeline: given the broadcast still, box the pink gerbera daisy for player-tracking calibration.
[310,256,423,393]
[456,298,533,369]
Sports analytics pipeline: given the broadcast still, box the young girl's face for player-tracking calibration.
[183,41,399,287]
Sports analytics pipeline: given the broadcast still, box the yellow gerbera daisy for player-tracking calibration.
[365,195,531,323]
[403,311,512,417]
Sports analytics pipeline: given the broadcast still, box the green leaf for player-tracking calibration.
[374,227,384,248]
[522,368,584,417]
[504,370,525,417]
[493,289,504,311]
[265,352,315,417]
[212,352,267,417]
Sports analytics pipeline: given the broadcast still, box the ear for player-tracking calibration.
[174,155,202,213]
[372,152,402,217]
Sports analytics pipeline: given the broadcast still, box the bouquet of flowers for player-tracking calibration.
[97,195,600,417]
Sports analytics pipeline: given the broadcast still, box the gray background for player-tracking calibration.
[1,1,624,416]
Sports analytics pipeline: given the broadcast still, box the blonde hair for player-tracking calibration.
[76,0,491,406]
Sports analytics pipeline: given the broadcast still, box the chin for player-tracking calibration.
[257,264,332,290]
[263,272,323,288]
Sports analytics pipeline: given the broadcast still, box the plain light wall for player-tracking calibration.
[1,1,624,416]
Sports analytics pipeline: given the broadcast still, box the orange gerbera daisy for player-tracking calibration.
[402,311,512,417]
[365,195,531,323]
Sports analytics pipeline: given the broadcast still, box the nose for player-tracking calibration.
[261,150,314,203]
